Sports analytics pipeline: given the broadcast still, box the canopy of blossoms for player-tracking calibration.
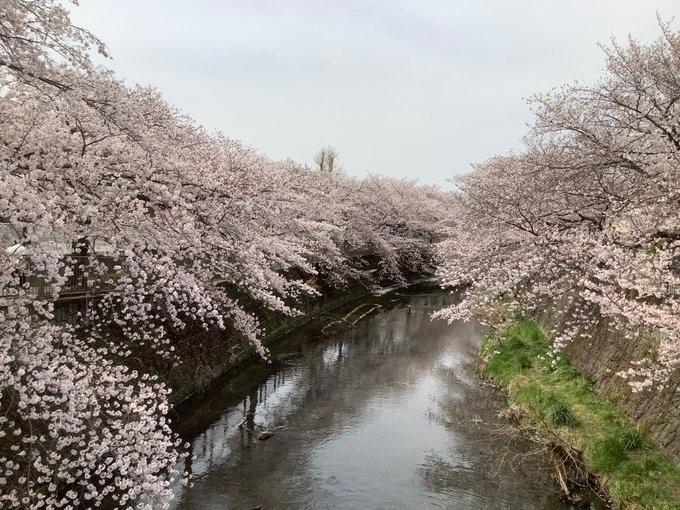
[436,23,680,392]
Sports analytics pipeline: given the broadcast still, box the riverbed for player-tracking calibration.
[170,285,591,509]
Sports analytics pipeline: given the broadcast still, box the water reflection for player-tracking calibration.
[171,289,583,510]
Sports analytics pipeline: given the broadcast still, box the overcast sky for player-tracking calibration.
[68,1,678,188]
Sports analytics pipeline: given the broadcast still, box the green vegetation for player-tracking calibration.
[481,318,680,510]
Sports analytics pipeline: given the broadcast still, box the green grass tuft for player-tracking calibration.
[619,428,652,451]
[545,395,579,427]
[590,436,629,471]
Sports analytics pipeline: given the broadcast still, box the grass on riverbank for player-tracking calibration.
[481,318,680,510]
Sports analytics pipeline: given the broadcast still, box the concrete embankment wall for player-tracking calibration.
[535,308,680,462]
[167,285,373,405]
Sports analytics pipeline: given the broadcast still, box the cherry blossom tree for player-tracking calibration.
[436,24,680,391]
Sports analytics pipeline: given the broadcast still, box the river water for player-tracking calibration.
[170,285,594,509]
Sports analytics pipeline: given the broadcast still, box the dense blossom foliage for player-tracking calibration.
[0,1,447,508]
[436,24,680,392]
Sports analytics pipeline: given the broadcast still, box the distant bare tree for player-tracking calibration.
[314,145,339,173]
[314,147,327,172]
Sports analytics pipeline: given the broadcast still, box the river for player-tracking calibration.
[169,285,598,509]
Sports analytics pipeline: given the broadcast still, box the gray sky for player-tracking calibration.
[69,1,679,188]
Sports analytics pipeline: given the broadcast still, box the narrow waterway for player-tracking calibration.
[170,286,594,509]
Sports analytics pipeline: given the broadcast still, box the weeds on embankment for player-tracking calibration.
[481,318,680,510]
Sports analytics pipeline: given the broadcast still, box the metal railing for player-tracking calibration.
[1,256,118,301]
